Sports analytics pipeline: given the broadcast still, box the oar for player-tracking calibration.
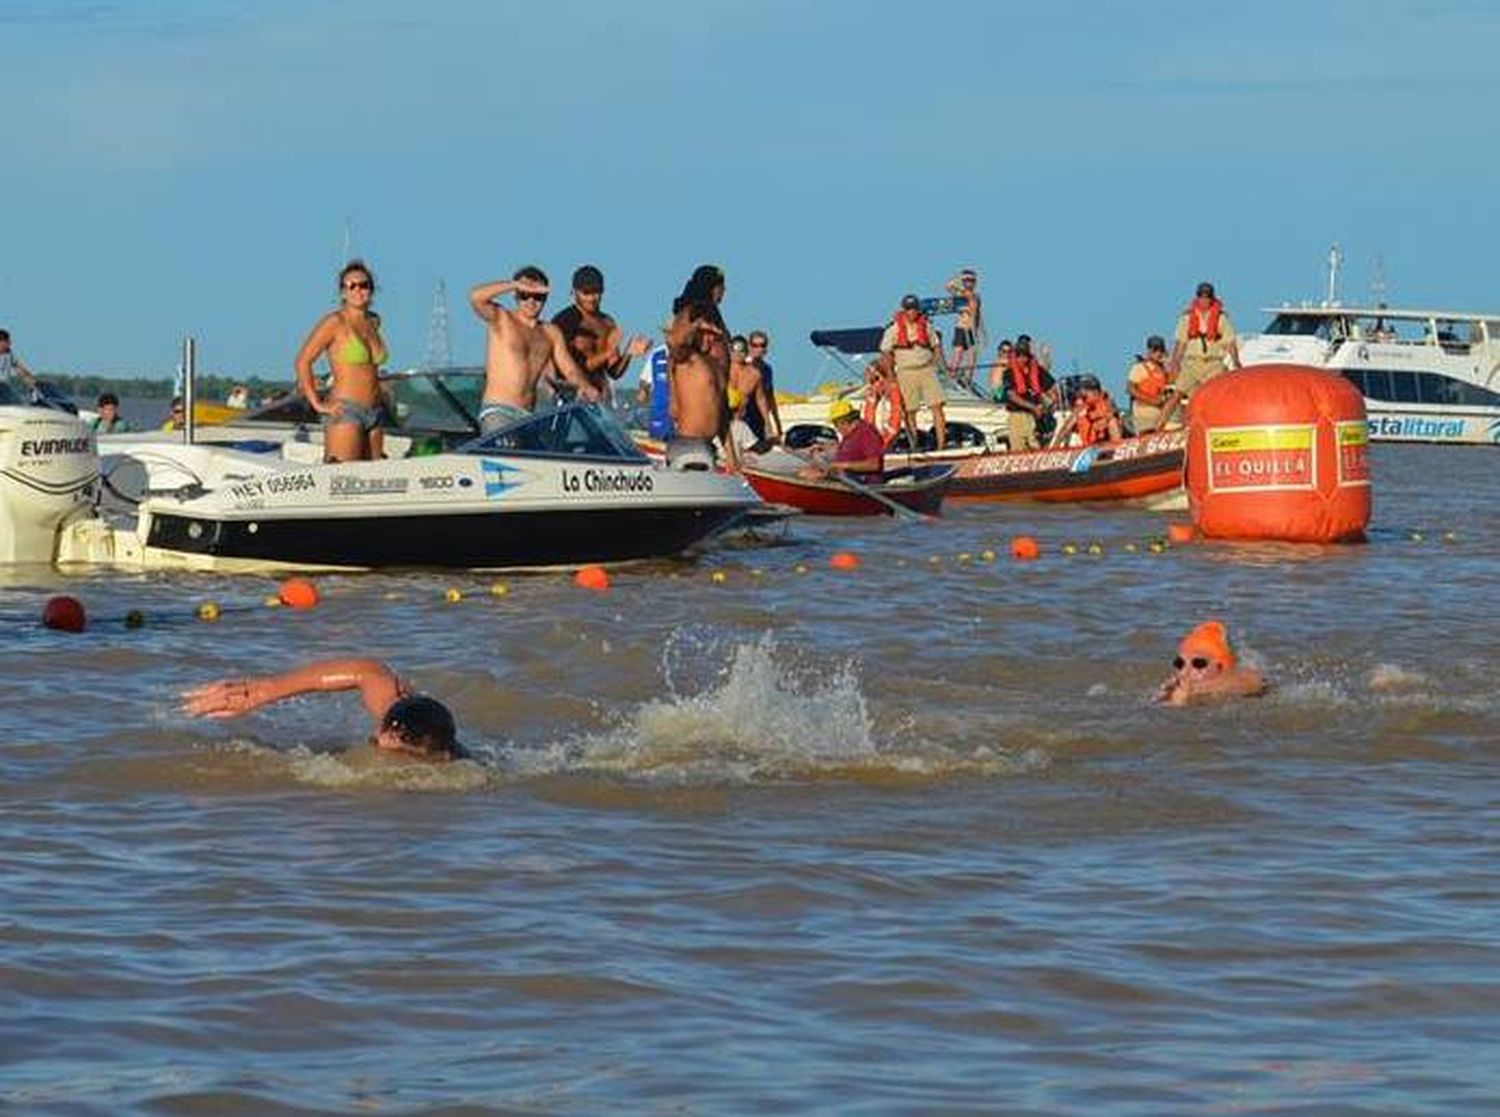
[782,445,931,522]
[828,467,930,522]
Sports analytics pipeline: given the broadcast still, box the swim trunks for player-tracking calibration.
[951,327,976,350]
[666,437,715,471]
[478,400,531,434]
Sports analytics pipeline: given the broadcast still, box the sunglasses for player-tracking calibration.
[749,341,767,349]
[1173,656,1211,671]
[344,280,372,291]
[516,291,549,303]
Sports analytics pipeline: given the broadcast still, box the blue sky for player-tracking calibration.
[3,0,1498,393]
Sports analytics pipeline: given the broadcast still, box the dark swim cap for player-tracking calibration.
[381,695,458,757]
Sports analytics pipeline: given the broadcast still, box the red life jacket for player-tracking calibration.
[1185,299,1223,345]
[1134,358,1169,404]
[1075,393,1116,445]
[1007,354,1043,400]
[892,313,931,349]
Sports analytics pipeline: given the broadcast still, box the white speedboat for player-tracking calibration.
[60,400,760,574]
[1239,305,1500,445]
[776,326,1021,454]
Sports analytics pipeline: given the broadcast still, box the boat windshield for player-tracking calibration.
[464,403,650,461]
[1263,313,1345,339]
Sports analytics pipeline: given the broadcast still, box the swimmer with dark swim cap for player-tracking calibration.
[181,659,465,760]
[1155,621,1267,706]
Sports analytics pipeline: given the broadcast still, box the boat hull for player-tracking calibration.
[135,503,747,572]
[739,465,952,516]
[946,429,1187,503]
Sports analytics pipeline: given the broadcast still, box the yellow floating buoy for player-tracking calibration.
[1060,543,1078,556]
[263,594,283,608]
[1087,542,1105,555]
[710,570,728,583]
[980,549,996,562]
[489,582,509,597]
[444,587,463,603]
[1443,531,1457,543]
[1124,542,1138,553]
[750,568,764,578]
[793,563,809,575]
[1408,530,1425,542]
[1148,540,1167,554]
[956,552,972,564]
[196,601,220,622]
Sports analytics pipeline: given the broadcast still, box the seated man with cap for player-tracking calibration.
[181,658,466,762]
[800,399,884,483]
[1155,621,1267,706]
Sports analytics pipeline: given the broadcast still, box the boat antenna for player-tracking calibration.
[1369,252,1389,309]
[422,280,454,370]
[340,217,356,267]
[1325,243,1343,306]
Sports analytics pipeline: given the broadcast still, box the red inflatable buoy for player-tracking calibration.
[1186,365,1370,543]
[42,595,87,633]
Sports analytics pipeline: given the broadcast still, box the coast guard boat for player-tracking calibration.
[1239,304,1500,445]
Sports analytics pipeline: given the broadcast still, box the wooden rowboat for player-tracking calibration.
[739,464,955,517]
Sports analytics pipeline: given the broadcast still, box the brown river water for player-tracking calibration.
[1,443,1495,1115]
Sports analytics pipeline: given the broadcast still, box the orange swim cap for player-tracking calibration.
[1177,620,1236,670]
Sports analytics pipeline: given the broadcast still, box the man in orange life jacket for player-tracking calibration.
[1001,334,1053,451]
[1168,281,1240,401]
[1126,334,1176,433]
[1057,375,1122,446]
[879,293,948,451]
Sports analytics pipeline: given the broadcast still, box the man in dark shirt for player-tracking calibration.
[744,329,783,442]
[550,265,649,401]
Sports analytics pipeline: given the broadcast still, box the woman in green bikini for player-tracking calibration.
[294,259,390,462]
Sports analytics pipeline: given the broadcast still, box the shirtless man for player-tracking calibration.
[665,264,738,471]
[468,266,599,433]
[551,265,650,401]
[945,269,983,387]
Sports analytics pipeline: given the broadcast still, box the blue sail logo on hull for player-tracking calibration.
[481,459,521,499]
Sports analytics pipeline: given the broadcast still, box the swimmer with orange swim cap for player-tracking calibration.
[1155,621,1267,706]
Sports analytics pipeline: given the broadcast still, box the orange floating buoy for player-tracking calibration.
[1010,536,1040,561]
[829,551,861,571]
[574,564,611,591]
[1167,522,1197,545]
[42,595,86,633]
[1186,365,1371,543]
[278,577,320,610]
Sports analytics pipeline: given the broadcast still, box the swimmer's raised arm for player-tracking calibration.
[181,658,404,724]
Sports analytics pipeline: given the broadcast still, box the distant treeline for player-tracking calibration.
[40,374,294,401]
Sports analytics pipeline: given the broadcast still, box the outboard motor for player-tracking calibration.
[0,401,100,562]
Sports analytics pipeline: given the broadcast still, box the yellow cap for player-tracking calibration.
[828,399,857,423]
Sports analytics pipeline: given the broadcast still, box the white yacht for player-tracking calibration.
[1239,305,1500,445]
